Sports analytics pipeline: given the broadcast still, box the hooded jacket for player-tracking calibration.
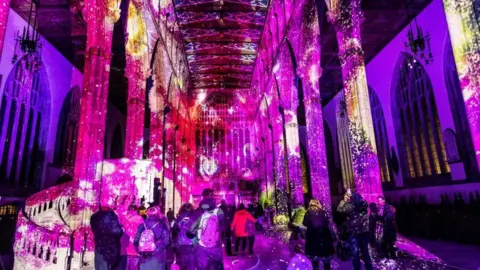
[337,193,369,236]
[120,210,144,256]
[173,211,195,246]
[187,198,224,247]
[133,215,170,259]
[90,209,124,264]
[231,209,257,237]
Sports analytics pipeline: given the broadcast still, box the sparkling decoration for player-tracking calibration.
[443,0,480,169]
[326,0,383,202]
[250,0,333,215]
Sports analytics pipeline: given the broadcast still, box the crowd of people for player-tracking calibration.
[287,191,397,270]
[90,188,263,270]
[89,188,398,270]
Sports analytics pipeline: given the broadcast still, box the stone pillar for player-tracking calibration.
[299,0,332,212]
[69,0,119,267]
[326,0,382,201]
[0,0,9,62]
[124,54,146,159]
[284,111,304,208]
[443,0,480,170]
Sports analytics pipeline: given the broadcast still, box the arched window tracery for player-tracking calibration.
[391,53,449,184]
[54,86,81,170]
[0,56,50,188]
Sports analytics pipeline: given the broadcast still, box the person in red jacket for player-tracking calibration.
[231,204,256,255]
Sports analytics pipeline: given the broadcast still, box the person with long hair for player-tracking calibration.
[303,199,335,270]
[172,203,197,269]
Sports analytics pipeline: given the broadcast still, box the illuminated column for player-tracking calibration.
[298,0,332,212]
[284,112,304,207]
[442,0,480,169]
[70,0,119,267]
[0,0,9,61]
[326,0,382,201]
[125,54,146,159]
[149,50,169,169]
[272,107,289,215]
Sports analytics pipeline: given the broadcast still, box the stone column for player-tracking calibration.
[298,0,332,212]
[442,0,480,170]
[124,54,146,159]
[0,0,9,61]
[69,0,119,267]
[326,0,382,201]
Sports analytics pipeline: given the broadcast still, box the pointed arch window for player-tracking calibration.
[0,56,50,188]
[54,87,80,169]
[368,88,392,183]
[391,53,450,182]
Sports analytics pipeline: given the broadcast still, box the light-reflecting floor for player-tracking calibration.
[222,233,474,270]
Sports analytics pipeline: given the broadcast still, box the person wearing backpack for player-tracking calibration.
[119,205,144,270]
[231,204,256,255]
[188,191,224,269]
[134,206,170,270]
[172,203,197,270]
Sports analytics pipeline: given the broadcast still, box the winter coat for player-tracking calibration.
[378,204,397,242]
[188,198,224,248]
[173,211,195,246]
[133,216,170,261]
[337,194,369,236]
[190,198,224,229]
[231,209,257,237]
[121,210,144,256]
[219,204,234,234]
[303,210,335,259]
[90,209,124,265]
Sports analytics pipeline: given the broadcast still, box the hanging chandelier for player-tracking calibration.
[404,1,433,66]
[12,0,42,70]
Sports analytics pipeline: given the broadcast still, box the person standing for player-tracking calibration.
[167,208,175,225]
[90,207,124,270]
[119,205,144,270]
[231,204,257,255]
[134,206,170,270]
[188,189,224,269]
[172,203,197,270]
[219,199,234,256]
[337,192,373,270]
[303,199,335,270]
[377,196,397,259]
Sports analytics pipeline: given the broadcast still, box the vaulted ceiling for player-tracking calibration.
[10,0,433,105]
[174,0,269,92]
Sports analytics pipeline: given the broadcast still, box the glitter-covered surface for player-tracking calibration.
[443,0,480,169]
[326,0,382,202]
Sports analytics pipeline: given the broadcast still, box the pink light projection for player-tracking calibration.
[296,0,332,212]
[326,0,383,202]
[124,2,148,160]
[0,0,9,61]
[442,0,480,170]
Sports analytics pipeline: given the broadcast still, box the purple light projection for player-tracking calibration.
[275,45,303,208]
[251,0,332,215]
[296,0,331,212]
[442,0,480,169]
[326,0,383,202]
[0,0,9,61]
